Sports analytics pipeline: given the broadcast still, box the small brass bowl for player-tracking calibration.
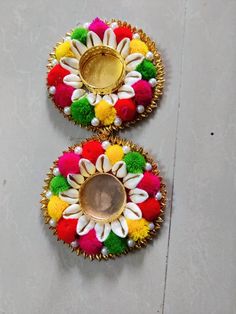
[79,46,126,95]
[79,173,127,223]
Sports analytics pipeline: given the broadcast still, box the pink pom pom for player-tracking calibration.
[132,80,153,106]
[78,229,103,255]
[137,172,161,196]
[58,152,80,177]
[54,83,74,108]
[89,17,109,39]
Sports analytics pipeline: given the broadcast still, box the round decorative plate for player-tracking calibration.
[41,136,166,260]
[47,17,164,133]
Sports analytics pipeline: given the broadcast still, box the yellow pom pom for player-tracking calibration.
[55,41,74,61]
[105,144,124,165]
[129,39,149,56]
[47,196,68,221]
[127,218,150,241]
[95,100,116,126]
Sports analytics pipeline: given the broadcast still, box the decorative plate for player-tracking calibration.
[40,136,167,260]
[47,17,164,133]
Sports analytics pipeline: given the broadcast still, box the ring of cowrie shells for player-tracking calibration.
[47,17,164,133]
[40,136,167,260]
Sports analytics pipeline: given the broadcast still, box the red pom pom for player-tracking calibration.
[138,198,161,221]
[115,99,136,122]
[54,84,74,108]
[81,140,104,164]
[56,218,78,243]
[137,172,161,196]
[88,17,109,40]
[47,64,70,87]
[58,152,80,177]
[132,80,153,106]
[114,26,133,43]
[78,229,102,255]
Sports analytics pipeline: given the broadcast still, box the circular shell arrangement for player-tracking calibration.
[47,17,164,132]
[40,137,167,260]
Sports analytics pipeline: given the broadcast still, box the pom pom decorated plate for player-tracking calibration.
[40,136,167,260]
[47,17,164,132]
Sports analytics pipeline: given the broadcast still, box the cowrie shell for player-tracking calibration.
[95,223,111,242]
[96,154,112,173]
[60,57,79,74]
[123,173,144,189]
[63,74,83,89]
[103,94,118,106]
[112,161,127,178]
[87,93,102,106]
[123,203,142,220]
[124,71,142,85]
[111,216,128,238]
[125,53,144,72]
[87,31,102,48]
[76,215,95,235]
[118,85,135,99]
[63,204,82,219]
[117,38,130,58]
[79,159,96,177]
[70,39,87,59]
[103,28,117,49]
[67,173,84,189]
[59,189,79,204]
[129,188,149,203]
[71,89,86,102]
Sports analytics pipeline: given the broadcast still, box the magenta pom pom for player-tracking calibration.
[78,229,103,255]
[88,17,109,39]
[137,172,161,196]
[58,152,80,177]
[132,80,153,106]
[54,84,74,109]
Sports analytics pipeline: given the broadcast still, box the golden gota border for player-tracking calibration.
[40,136,167,261]
[47,19,165,134]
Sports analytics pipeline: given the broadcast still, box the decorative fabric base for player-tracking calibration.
[47,18,164,133]
[40,136,167,260]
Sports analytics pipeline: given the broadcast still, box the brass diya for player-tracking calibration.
[79,46,126,95]
[79,173,127,223]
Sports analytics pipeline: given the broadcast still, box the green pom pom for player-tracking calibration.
[123,152,146,173]
[50,175,70,196]
[104,231,127,254]
[71,27,88,45]
[71,97,95,126]
[136,59,157,81]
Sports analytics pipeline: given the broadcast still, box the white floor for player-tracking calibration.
[0,1,235,313]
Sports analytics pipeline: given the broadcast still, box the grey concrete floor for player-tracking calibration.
[0,0,236,313]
